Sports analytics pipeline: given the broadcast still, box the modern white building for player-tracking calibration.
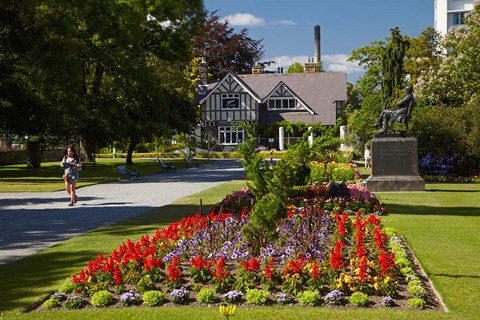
[434,0,474,36]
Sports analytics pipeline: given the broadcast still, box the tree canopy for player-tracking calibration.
[0,0,206,167]
[192,11,265,80]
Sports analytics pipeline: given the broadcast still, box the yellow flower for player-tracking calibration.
[374,283,380,291]
[219,304,236,319]
[384,276,391,283]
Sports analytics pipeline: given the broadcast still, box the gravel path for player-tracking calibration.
[0,159,245,265]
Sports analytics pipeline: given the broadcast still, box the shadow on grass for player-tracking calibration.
[0,202,218,312]
[433,273,480,279]
[0,249,100,311]
[383,203,480,217]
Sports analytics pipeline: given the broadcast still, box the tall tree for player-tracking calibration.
[0,0,206,166]
[0,0,84,168]
[192,11,264,79]
[380,27,409,108]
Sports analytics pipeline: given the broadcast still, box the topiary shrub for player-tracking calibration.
[297,290,321,306]
[349,292,370,307]
[196,288,217,304]
[142,290,166,306]
[42,298,60,309]
[90,290,113,307]
[245,289,270,305]
[408,296,427,308]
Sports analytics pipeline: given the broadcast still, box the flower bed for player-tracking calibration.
[39,184,443,311]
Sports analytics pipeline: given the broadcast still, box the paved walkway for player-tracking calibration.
[0,159,245,265]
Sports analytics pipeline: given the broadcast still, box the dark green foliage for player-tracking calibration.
[381,27,409,108]
[238,124,343,252]
[412,103,480,176]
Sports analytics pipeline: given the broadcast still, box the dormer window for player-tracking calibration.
[268,98,297,110]
[222,93,240,109]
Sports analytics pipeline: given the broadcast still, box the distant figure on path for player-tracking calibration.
[61,146,82,206]
[364,146,371,169]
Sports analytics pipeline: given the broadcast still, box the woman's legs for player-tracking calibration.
[70,181,77,204]
[65,180,77,205]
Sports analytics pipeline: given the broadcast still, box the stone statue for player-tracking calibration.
[372,85,414,134]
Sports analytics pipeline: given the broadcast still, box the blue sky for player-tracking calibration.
[203,0,434,83]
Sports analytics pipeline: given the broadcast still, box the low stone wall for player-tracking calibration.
[0,149,65,165]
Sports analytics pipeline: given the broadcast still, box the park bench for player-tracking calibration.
[116,165,140,180]
[158,159,176,172]
[184,157,199,168]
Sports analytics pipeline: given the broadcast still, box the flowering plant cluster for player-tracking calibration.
[309,161,358,184]
[47,185,421,310]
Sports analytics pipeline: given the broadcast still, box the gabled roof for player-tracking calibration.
[198,72,347,125]
[262,81,315,115]
[198,73,261,104]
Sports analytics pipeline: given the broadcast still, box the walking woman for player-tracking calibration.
[61,146,82,206]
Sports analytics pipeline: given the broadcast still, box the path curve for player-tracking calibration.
[0,159,245,265]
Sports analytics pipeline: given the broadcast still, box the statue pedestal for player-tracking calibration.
[365,136,424,192]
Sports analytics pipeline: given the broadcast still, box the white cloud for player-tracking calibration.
[222,13,266,27]
[268,55,309,70]
[271,19,296,26]
[322,54,364,74]
[267,54,364,77]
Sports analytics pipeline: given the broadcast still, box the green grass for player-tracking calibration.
[0,182,479,320]
[0,159,190,192]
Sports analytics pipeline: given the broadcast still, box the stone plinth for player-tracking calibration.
[365,136,425,192]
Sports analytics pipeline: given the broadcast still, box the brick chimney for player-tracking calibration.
[304,58,316,73]
[197,57,208,95]
[252,62,262,74]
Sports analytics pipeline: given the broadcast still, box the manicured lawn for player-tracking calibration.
[0,182,478,320]
[379,183,480,318]
[0,159,189,192]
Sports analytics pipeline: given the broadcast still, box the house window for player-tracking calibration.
[218,126,244,145]
[335,101,345,116]
[452,12,466,26]
[222,93,240,109]
[267,98,296,110]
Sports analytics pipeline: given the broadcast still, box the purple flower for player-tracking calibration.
[382,296,395,306]
[120,290,141,306]
[223,290,243,303]
[324,290,344,305]
[170,288,189,304]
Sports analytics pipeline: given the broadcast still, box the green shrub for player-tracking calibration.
[57,278,77,294]
[407,279,422,287]
[297,290,321,306]
[400,267,415,276]
[136,275,156,293]
[90,290,113,307]
[349,292,370,307]
[143,290,167,306]
[196,288,217,304]
[408,285,427,299]
[245,289,270,305]
[395,257,413,268]
[42,298,60,309]
[408,296,427,308]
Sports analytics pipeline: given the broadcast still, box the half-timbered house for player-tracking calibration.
[197,65,347,150]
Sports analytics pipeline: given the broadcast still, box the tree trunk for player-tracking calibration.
[79,137,95,163]
[26,139,44,171]
[126,139,138,165]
